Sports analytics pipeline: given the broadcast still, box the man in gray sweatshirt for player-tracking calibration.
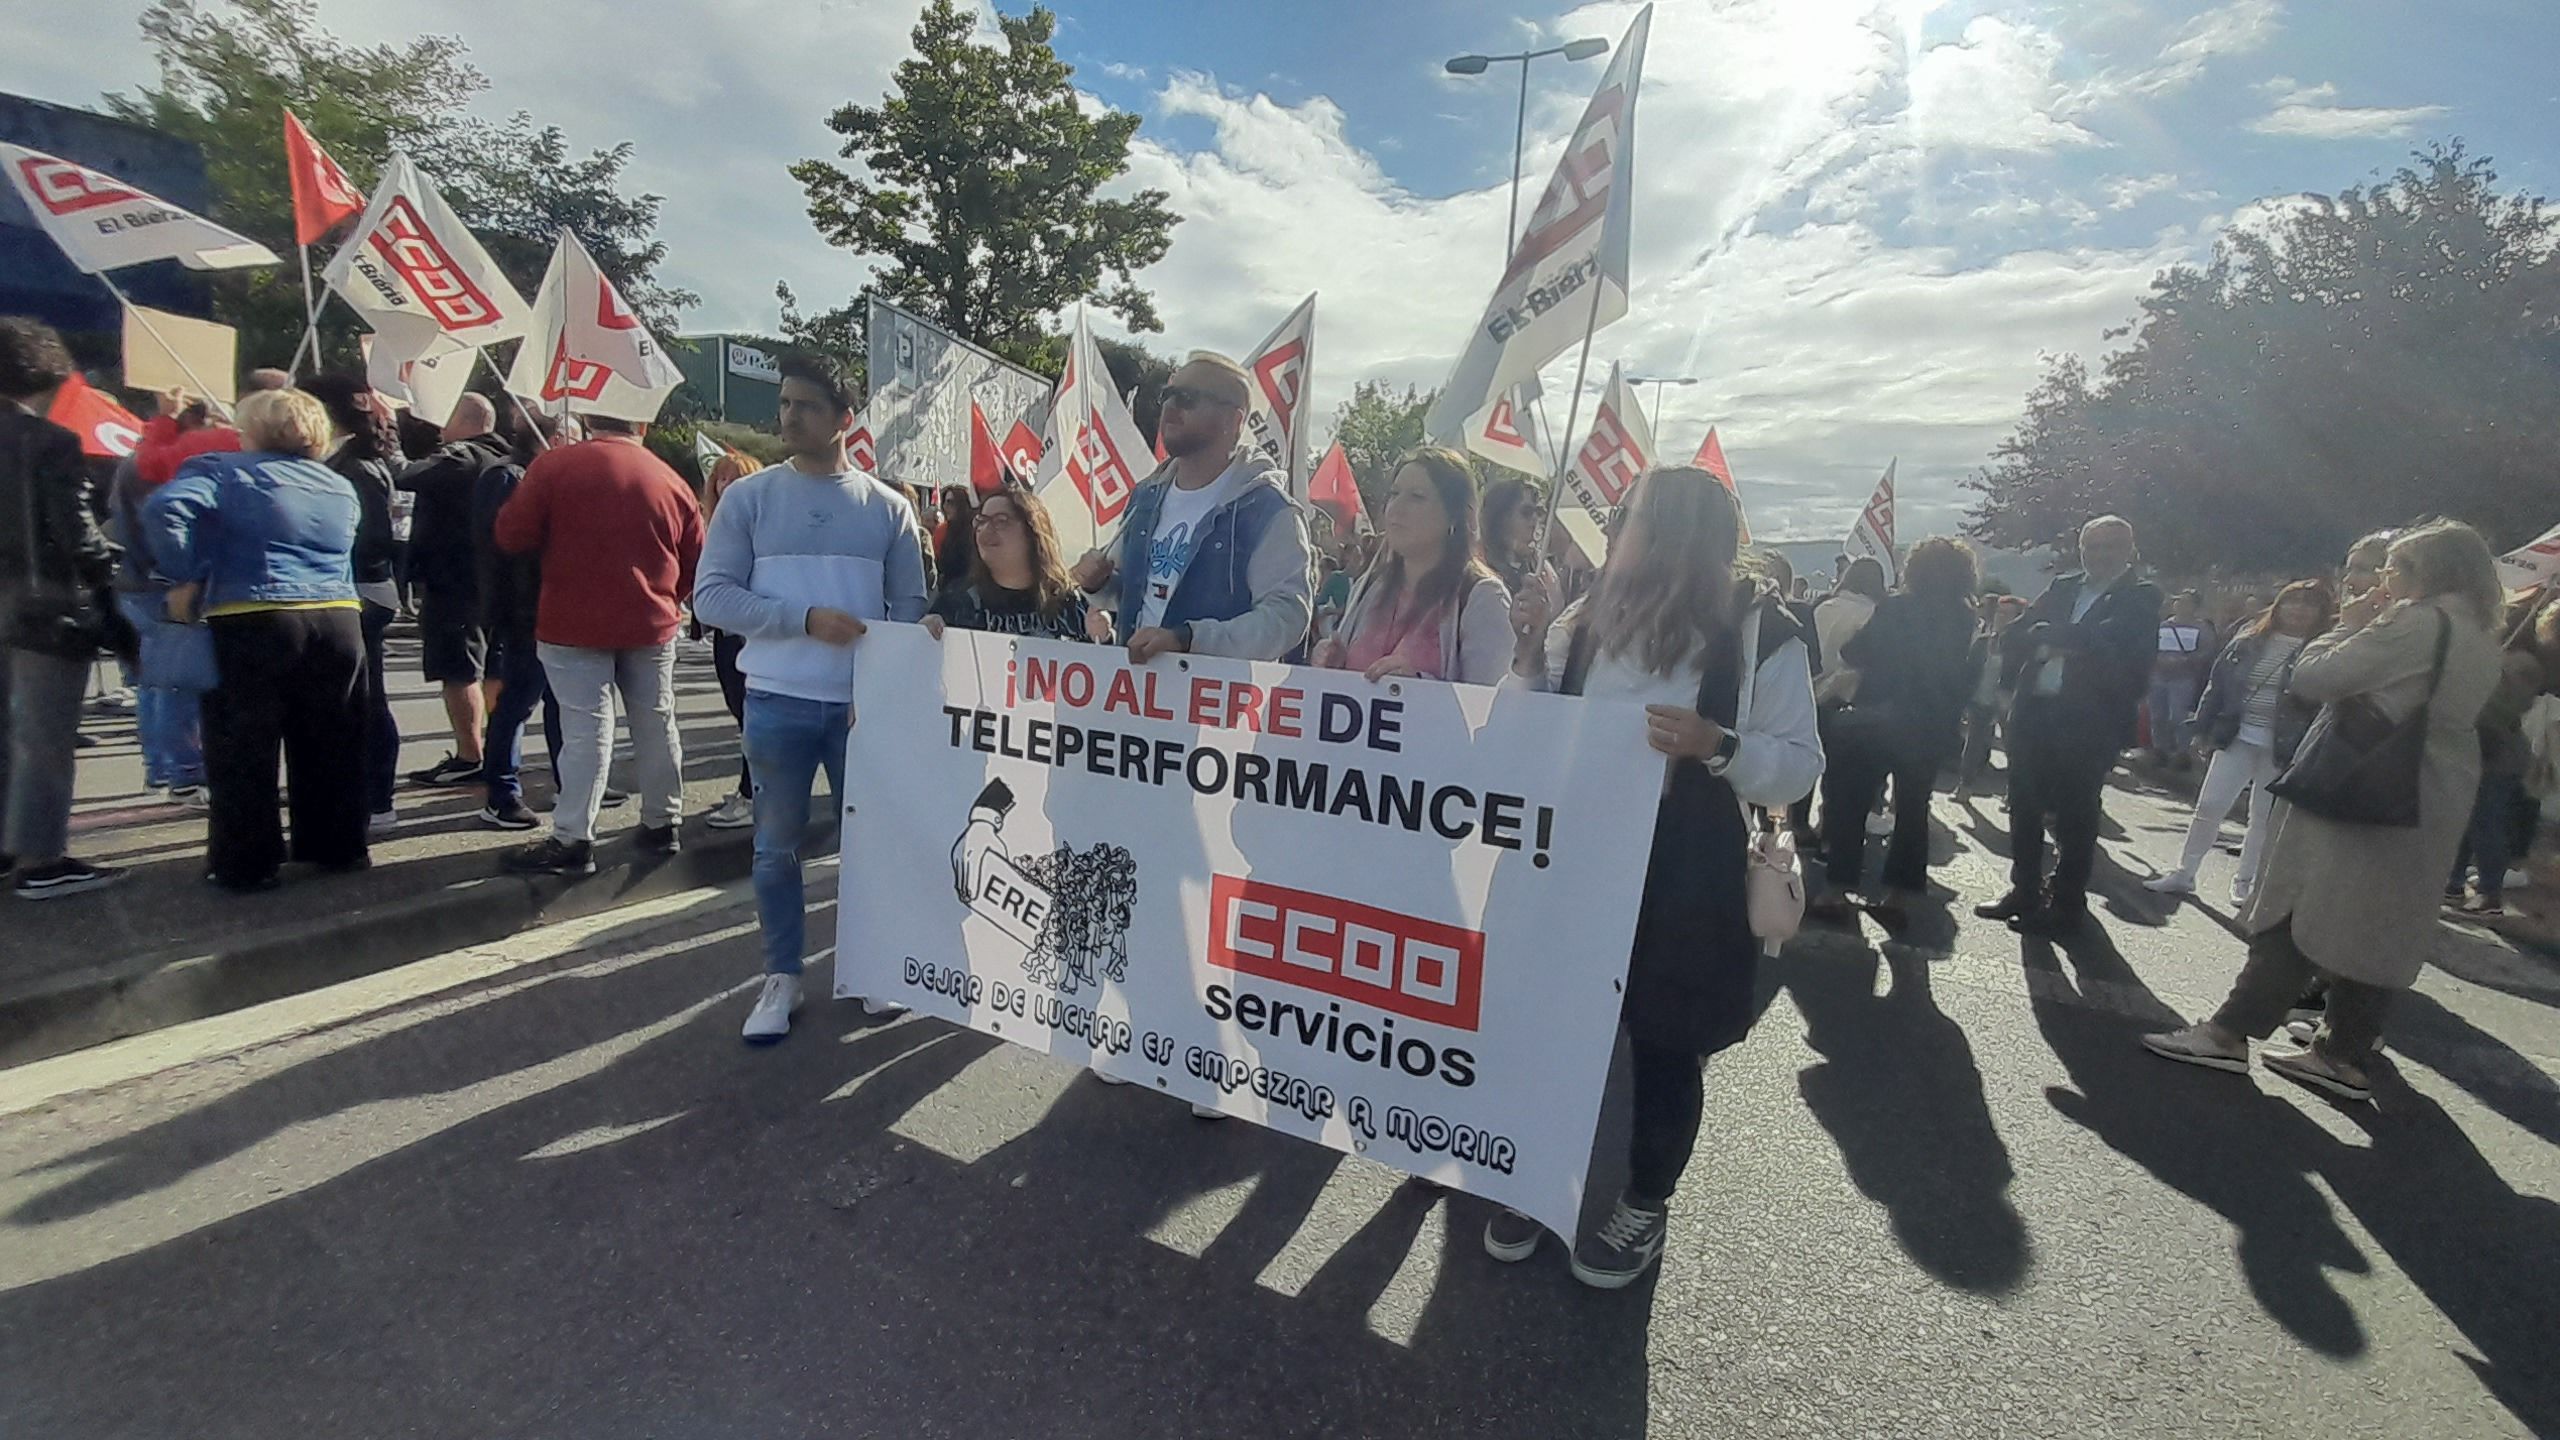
[1072,351,1313,666]
[694,354,929,1043]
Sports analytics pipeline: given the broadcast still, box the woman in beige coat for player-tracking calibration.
[2142,520,2506,1104]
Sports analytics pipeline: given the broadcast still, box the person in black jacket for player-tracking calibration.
[1811,537,1980,920]
[1977,516,2163,935]
[396,394,508,787]
[302,373,404,833]
[475,409,571,831]
[0,318,124,898]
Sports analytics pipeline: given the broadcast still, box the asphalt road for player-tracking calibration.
[1,776,2555,1439]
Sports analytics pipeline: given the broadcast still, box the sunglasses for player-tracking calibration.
[1161,384,1238,412]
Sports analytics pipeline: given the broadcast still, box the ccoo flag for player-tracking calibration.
[46,374,144,458]
[2495,520,2560,592]
[281,110,364,247]
[503,229,684,422]
[1554,364,1655,566]
[1307,441,1366,534]
[1847,460,1899,584]
[1462,379,1551,478]
[1,142,278,275]
[1242,294,1317,499]
[1424,4,1651,445]
[327,153,529,353]
[1691,426,1750,545]
[1033,311,1154,556]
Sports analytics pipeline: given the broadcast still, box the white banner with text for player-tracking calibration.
[835,627,1662,1238]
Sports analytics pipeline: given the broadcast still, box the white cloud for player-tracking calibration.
[2248,77,2449,140]
[1907,16,2099,153]
[1099,60,1148,82]
[2101,172,2180,209]
[2113,0,2282,97]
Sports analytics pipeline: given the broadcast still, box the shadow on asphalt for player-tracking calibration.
[2023,920,2560,1434]
[0,919,1660,1438]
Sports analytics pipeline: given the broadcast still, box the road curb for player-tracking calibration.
[0,830,760,1069]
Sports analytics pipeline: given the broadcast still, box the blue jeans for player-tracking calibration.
[481,631,551,810]
[116,594,203,788]
[2147,675,2199,759]
[744,690,848,976]
[2452,771,2526,902]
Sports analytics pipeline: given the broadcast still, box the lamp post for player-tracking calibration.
[1444,35,1611,264]
[1628,373,1697,417]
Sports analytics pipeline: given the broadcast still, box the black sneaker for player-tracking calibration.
[1973,887,2039,922]
[1570,1196,1668,1290]
[598,788,630,810]
[504,837,596,876]
[408,754,484,787]
[15,858,128,900]
[1484,1208,1545,1263]
[478,802,540,831]
[637,822,681,856]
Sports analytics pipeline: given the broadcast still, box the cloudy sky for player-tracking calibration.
[7,0,2554,541]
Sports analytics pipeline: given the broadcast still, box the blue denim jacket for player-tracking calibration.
[144,450,361,610]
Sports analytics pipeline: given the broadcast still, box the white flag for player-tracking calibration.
[503,230,684,423]
[1462,378,1550,476]
[1555,364,1654,567]
[2496,520,2560,592]
[366,329,477,429]
[1,142,277,274]
[1424,5,1651,445]
[1847,460,1899,584]
[1242,293,1316,499]
[1033,312,1154,557]
[326,153,529,356]
[694,431,728,472]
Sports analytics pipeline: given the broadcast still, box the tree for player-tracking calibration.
[110,0,690,367]
[787,0,1179,368]
[1331,381,1437,521]
[774,283,868,388]
[1968,143,2560,574]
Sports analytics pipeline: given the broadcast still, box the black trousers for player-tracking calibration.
[204,608,369,884]
[1822,720,1939,892]
[1628,1040,1705,1206]
[711,628,752,795]
[2005,705,2117,909]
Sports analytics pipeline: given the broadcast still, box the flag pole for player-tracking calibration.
[1532,274,1612,553]
[291,242,322,376]
[100,273,236,424]
[474,345,552,451]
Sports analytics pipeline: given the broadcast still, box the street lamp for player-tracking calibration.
[1628,373,1697,416]
[1444,35,1612,263]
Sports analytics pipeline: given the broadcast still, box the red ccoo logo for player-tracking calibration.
[1208,875,1483,1031]
[18,157,142,216]
[367,196,501,331]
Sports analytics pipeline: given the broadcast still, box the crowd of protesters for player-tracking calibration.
[7,312,2560,1290]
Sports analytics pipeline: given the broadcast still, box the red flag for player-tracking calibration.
[1308,442,1366,532]
[848,423,876,474]
[282,110,364,247]
[1690,426,1750,544]
[969,401,1007,496]
[47,374,143,459]
[1002,419,1043,479]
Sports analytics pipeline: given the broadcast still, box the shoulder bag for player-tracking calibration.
[2268,609,2449,828]
[1724,605,1806,953]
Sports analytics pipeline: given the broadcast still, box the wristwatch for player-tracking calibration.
[1705,731,1741,775]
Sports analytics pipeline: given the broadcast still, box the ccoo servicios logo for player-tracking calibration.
[1203,876,1481,1088]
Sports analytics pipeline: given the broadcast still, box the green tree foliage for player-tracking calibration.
[1331,381,1437,521]
[1967,143,2560,573]
[110,0,690,369]
[774,283,868,389]
[786,0,1179,369]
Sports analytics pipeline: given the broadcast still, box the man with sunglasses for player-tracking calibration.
[1073,352,1312,667]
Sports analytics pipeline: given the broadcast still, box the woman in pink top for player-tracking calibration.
[1313,446,1512,686]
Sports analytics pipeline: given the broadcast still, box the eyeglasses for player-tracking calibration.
[973,510,1024,532]
[1161,384,1238,413]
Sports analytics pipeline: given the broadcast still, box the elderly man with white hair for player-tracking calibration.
[1977,515,2163,936]
[396,392,510,788]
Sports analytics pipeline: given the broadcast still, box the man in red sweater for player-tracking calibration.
[492,416,704,875]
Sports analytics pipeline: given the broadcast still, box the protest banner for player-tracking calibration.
[866,295,1051,493]
[835,627,1664,1239]
[121,304,238,406]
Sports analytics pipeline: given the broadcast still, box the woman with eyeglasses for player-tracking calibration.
[1311,446,1511,686]
[923,484,1096,644]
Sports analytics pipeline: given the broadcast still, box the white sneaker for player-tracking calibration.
[368,808,397,835]
[705,793,756,830]
[2230,877,2255,907]
[2141,1023,2250,1074]
[2503,867,2531,891]
[2144,870,2197,896]
[861,996,907,1018]
[741,974,803,1044]
[167,784,211,811]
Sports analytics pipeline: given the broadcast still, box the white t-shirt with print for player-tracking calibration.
[1133,465,1246,631]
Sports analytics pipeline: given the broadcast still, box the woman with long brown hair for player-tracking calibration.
[1314,446,1511,685]
[922,483,1093,643]
[2145,578,2335,905]
[1491,466,1823,1288]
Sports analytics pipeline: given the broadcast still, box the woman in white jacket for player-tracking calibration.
[1312,446,1513,687]
[1485,465,1824,1289]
